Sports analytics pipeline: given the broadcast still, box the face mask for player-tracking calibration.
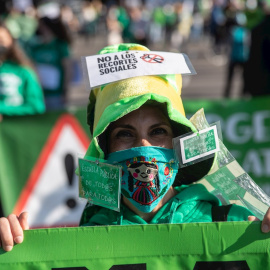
[107,146,179,213]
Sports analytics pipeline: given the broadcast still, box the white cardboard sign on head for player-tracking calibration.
[83,51,196,89]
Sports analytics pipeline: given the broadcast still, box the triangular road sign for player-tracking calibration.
[13,114,90,228]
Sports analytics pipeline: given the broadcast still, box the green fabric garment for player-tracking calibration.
[80,184,253,226]
[28,38,70,96]
[0,61,45,115]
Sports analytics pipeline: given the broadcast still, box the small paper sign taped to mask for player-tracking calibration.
[180,125,220,164]
[78,158,121,212]
[82,51,196,89]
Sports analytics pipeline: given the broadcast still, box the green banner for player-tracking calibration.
[0,222,269,270]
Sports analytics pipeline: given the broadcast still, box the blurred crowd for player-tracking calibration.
[0,0,270,119]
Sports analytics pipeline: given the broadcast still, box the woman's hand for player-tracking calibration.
[248,207,270,233]
[0,212,29,252]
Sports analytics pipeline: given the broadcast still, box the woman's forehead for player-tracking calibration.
[112,105,170,125]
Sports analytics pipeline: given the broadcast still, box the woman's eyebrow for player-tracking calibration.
[109,121,171,132]
[110,124,136,131]
[150,122,171,129]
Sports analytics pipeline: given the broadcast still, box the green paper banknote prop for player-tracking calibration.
[189,109,270,220]
[180,125,220,164]
[173,122,223,167]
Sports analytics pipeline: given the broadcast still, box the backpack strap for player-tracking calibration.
[211,204,233,222]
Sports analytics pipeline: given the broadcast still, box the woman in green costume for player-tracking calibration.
[0,43,269,252]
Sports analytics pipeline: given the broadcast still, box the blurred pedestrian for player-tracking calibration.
[4,3,38,51]
[106,5,124,45]
[223,11,250,97]
[79,1,99,41]
[243,1,270,96]
[60,4,80,35]
[209,0,227,53]
[0,22,45,119]
[149,6,166,46]
[127,6,149,46]
[164,4,178,46]
[27,16,72,110]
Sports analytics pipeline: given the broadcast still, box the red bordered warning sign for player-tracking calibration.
[13,114,90,228]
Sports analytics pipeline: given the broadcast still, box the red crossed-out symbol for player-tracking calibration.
[140,54,164,63]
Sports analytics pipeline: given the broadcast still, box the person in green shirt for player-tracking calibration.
[0,22,45,118]
[27,16,72,110]
[1,43,270,252]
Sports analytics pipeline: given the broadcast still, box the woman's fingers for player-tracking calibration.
[0,212,28,252]
[249,210,270,233]
[262,208,270,233]
[18,212,29,230]
[8,214,24,245]
[248,216,259,222]
[0,216,15,252]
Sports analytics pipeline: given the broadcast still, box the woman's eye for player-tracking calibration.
[151,128,167,135]
[116,130,133,138]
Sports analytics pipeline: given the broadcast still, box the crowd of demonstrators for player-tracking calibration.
[0,0,269,111]
[105,1,206,50]
[0,21,45,121]
[0,0,225,110]
[57,0,270,99]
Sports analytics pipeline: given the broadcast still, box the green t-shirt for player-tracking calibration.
[0,61,45,115]
[28,38,70,96]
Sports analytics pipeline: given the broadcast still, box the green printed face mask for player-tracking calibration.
[107,146,179,213]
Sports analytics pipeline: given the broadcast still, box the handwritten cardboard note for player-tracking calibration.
[78,158,121,212]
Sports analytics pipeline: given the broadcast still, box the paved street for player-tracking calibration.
[67,34,244,107]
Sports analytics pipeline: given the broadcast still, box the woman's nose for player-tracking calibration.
[139,138,152,147]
